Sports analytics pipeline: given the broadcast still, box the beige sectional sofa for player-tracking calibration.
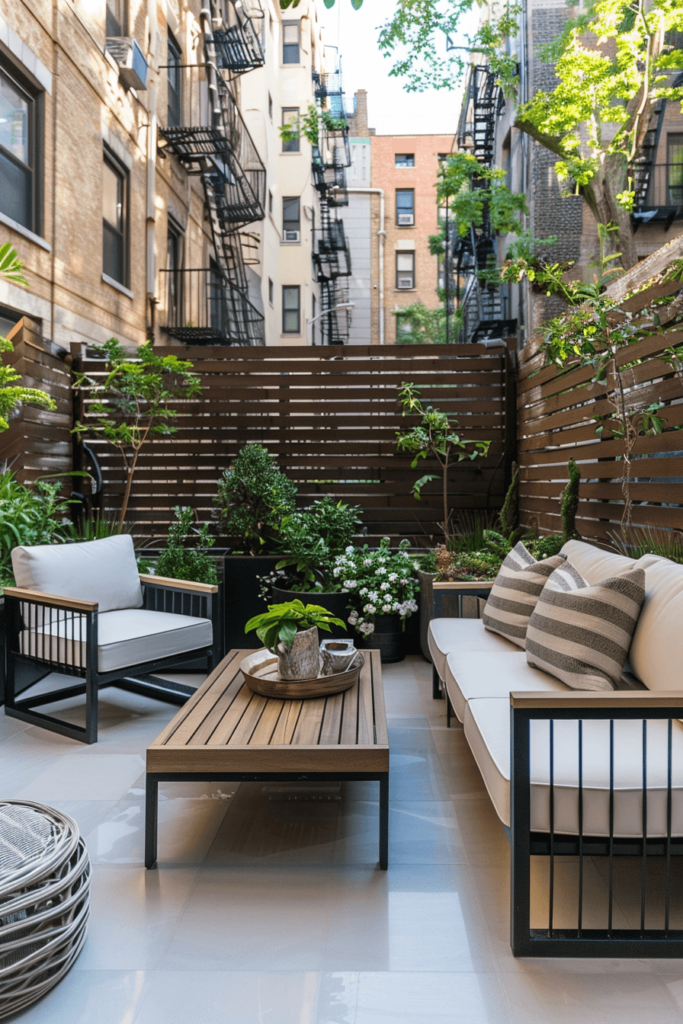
[427,539,683,957]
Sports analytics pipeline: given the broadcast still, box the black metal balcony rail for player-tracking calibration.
[319,278,351,345]
[633,163,683,212]
[312,161,348,207]
[312,68,343,101]
[211,0,265,75]
[456,64,504,169]
[159,267,265,346]
[313,212,352,281]
[318,125,352,170]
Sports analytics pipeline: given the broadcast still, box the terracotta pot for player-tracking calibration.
[277,625,320,680]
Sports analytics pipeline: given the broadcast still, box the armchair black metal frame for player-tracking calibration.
[511,690,683,957]
[3,575,220,745]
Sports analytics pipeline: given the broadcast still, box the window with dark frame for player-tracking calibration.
[282,285,300,334]
[106,0,126,37]
[0,65,37,232]
[102,149,128,287]
[396,251,415,290]
[282,196,300,240]
[167,30,182,129]
[395,154,414,168]
[282,21,300,64]
[396,189,415,225]
[281,108,300,152]
[167,218,184,328]
[667,134,683,205]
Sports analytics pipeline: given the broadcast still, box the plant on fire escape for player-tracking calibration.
[396,382,491,544]
[279,105,348,147]
[72,339,202,526]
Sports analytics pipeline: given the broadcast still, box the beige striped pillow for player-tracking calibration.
[482,543,567,648]
[526,562,646,691]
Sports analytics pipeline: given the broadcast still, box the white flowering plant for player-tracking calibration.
[332,537,420,636]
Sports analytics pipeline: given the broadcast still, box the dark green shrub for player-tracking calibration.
[154,506,218,585]
[560,459,581,543]
[499,462,519,538]
[0,472,73,587]
[214,444,297,554]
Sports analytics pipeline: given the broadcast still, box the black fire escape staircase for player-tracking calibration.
[212,0,265,76]
[632,71,683,232]
[310,63,353,345]
[453,64,515,343]
[158,1,266,345]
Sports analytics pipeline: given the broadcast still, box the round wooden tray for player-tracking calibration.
[240,648,363,699]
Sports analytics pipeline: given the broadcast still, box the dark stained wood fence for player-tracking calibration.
[76,344,514,545]
[517,283,683,544]
[0,318,73,484]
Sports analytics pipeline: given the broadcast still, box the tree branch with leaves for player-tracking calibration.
[73,339,202,526]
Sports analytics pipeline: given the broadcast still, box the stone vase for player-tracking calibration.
[277,626,320,680]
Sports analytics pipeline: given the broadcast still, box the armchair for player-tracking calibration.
[3,535,219,744]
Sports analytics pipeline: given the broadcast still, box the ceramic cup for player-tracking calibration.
[320,639,358,675]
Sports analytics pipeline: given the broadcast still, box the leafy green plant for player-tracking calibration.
[396,382,491,545]
[609,526,683,565]
[61,512,128,543]
[435,550,501,583]
[560,459,581,544]
[279,105,348,147]
[394,302,462,345]
[334,538,420,635]
[152,506,219,585]
[274,498,362,590]
[73,339,201,526]
[437,153,528,241]
[0,472,73,587]
[0,245,56,431]
[245,599,345,652]
[214,443,298,555]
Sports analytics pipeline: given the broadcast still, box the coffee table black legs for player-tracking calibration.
[144,771,390,870]
[145,776,159,869]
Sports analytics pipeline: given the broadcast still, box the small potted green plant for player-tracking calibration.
[245,600,346,680]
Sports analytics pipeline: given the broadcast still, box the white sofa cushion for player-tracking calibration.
[12,535,143,613]
[559,540,636,584]
[526,562,646,692]
[428,617,519,681]
[482,543,566,648]
[629,557,683,691]
[444,650,568,723]
[464,696,683,837]
[20,608,212,674]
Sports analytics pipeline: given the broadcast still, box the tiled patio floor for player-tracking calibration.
[4,656,683,1022]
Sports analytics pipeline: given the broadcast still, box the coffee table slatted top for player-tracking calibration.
[147,649,388,774]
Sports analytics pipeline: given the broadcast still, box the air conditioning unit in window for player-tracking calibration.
[283,230,301,243]
[397,214,414,226]
[105,37,148,91]
[397,276,414,289]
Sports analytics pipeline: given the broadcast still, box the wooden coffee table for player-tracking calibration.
[145,648,389,869]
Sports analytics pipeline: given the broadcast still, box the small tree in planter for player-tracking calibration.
[150,506,219,585]
[73,339,201,525]
[214,443,297,555]
[396,382,491,546]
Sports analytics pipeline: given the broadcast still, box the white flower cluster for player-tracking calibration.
[332,537,420,637]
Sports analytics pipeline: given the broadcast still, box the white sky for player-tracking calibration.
[317,0,469,137]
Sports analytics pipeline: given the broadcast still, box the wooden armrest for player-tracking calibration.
[433,580,494,591]
[2,586,98,613]
[511,691,683,710]
[139,574,219,595]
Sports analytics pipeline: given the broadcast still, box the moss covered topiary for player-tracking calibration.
[499,462,519,538]
[560,459,581,544]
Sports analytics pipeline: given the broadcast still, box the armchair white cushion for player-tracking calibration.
[20,608,213,674]
[12,535,143,612]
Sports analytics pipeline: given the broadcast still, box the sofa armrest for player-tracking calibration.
[2,586,98,613]
[433,581,494,592]
[139,574,219,595]
[510,690,683,711]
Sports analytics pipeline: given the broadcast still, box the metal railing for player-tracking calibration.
[634,163,683,210]
[314,215,351,281]
[212,0,265,74]
[160,267,265,346]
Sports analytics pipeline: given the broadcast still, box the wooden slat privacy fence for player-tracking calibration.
[75,344,513,545]
[0,318,73,484]
[517,290,683,544]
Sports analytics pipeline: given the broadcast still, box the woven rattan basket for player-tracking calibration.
[0,800,91,1019]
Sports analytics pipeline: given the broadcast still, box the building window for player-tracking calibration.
[106,0,126,36]
[396,252,415,289]
[282,108,300,153]
[282,21,300,64]
[667,134,683,205]
[282,285,300,333]
[102,149,128,286]
[437,153,449,163]
[282,197,300,241]
[167,218,184,326]
[396,189,415,226]
[395,154,414,168]
[0,66,37,232]
[268,93,273,120]
[268,278,274,306]
[167,30,182,128]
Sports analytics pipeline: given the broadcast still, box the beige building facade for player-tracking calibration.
[0,0,339,349]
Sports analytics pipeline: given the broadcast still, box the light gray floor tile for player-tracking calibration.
[14,752,146,801]
[8,969,151,1023]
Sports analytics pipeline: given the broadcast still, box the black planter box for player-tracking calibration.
[223,555,281,651]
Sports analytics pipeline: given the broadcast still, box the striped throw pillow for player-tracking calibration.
[526,562,646,691]
[482,542,567,648]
